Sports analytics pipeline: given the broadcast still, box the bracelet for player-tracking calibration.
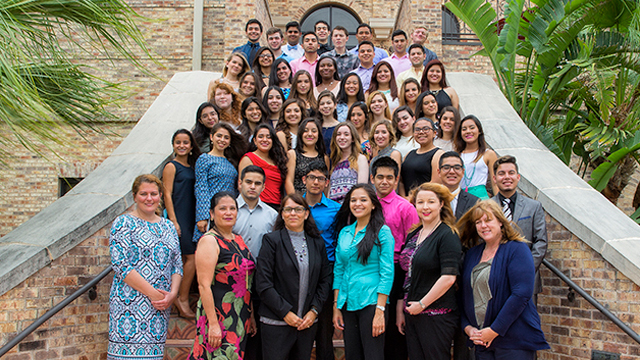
[310,306,319,315]
[419,300,426,309]
[376,305,385,312]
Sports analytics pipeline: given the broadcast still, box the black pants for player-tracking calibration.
[314,289,335,360]
[385,263,407,360]
[261,322,318,360]
[343,305,387,360]
[245,283,263,360]
[453,323,474,360]
[405,311,458,360]
[475,348,535,360]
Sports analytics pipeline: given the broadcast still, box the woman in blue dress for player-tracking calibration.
[194,122,248,242]
[108,174,183,360]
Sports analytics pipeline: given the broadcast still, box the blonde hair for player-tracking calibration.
[456,200,526,249]
[222,52,250,78]
[366,91,392,120]
[408,182,457,233]
[209,82,242,126]
[369,119,396,150]
[330,122,361,172]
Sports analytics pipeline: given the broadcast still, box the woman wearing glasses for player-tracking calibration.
[399,117,444,197]
[256,194,333,360]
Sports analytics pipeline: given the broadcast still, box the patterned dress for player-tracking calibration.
[108,214,183,360]
[293,151,326,194]
[329,159,358,203]
[189,233,256,360]
[194,153,238,242]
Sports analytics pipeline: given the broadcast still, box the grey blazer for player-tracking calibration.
[492,193,548,294]
[455,191,480,220]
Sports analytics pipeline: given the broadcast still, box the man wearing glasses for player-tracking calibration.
[302,162,340,360]
[436,151,480,220]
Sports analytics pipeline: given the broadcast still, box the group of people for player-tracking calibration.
[107,17,551,360]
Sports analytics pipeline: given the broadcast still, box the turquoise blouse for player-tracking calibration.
[333,222,395,311]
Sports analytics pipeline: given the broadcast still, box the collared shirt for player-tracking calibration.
[232,195,278,257]
[233,41,261,65]
[318,42,334,56]
[290,55,319,84]
[350,64,375,91]
[350,46,389,65]
[383,53,411,77]
[378,190,419,262]
[304,193,341,262]
[333,222,394,311]
[282,43,304,60]
[498,192,517,216]
[450,186,461,214]
[275,51,294,63]
[321,49,360,79]
[423,46,438,66]
[396,66,424,88]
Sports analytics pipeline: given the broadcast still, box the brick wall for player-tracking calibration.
[538,214,640,360]
[0,224,114,360]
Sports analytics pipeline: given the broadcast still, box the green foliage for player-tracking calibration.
[0,0,155,163]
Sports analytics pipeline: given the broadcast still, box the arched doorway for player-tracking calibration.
[300,4,362,49]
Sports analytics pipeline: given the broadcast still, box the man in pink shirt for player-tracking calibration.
[370,156,418,360]
[383,30,411,77]
[290,31,319,84]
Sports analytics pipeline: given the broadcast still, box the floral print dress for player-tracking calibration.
[189,232,255,360]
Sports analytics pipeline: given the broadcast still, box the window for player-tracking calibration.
[300,4,362,49]
[59,177,83,197]
[442,7,480,45]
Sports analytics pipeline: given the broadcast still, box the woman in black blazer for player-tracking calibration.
[256,193,333,360]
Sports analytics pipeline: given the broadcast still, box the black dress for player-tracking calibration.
[170,160,197,254]
[400,147,439,193]
[434,90,452,114]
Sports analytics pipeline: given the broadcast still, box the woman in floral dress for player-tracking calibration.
[189,191,256,360]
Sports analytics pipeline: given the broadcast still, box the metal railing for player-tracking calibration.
[0,266,113,357]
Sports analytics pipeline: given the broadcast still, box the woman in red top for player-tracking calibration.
[238,123,289,210]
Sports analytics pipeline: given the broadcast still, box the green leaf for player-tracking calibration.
[234,297,244,316]
[222,315,233,330]
[222,292,236,304]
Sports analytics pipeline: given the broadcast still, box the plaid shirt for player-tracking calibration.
[321,49,360,79]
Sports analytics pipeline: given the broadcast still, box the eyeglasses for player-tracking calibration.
[414,126,433,133]
[259,54,273,59]
[440,164,464,172]
[282,206,306,214]
[306,175,327,182]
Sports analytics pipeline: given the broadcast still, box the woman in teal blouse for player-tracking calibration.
[332,184,395,360]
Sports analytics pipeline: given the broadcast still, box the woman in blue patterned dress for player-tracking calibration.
[108,174,183,360]
[194,123,248,242]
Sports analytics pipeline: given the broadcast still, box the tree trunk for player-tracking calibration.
[602,155,637,205]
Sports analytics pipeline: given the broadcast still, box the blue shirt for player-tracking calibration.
[423,46,438,66]
[333,223,394,311]
[304,193,340,262]
[350,65,375,92]
[350,46,389,65]
[276,51,294,63]
[233,41,261,65]
[233,195,277,257]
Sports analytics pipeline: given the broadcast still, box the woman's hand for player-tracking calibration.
[396,301,405,335]
[372,307,385,337]
[283,311,303,328]
[197,220,208,233]
[466,325,483,345]
[405,301,424,315]
[208,321,223,348]
[150,289,174,309]
[475,327,499,347]
[248,314,257,337]
[171,220,181,237]
[297,310,317,331]
[332,307,344,330]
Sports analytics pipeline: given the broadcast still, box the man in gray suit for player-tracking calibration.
[492,155,548,302]
[437,151,480,220]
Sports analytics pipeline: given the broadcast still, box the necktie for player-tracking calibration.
[503,198,512,221]
[288,45,297,51]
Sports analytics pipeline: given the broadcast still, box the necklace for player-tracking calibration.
[292,236,308,261]
[320,81,335,91]
[408,221,441,279]
[461,151,477,192]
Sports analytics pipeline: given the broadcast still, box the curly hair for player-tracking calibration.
[209,82,242,126]
[248,123,288,183]
[210,122,248,168]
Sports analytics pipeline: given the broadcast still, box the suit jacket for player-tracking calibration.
[492,192,548,294]
[455,190,480,220]
[256,228,333,320]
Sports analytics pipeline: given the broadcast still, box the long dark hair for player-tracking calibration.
[262,86,285,119]
[290,70,317,109]
[347,101,371,134]
[249,123,288,181]
[367,62,398,100]
[392,105,415,140]
[414,91,437,119]
[276,98,307,149]
[269,58,293,87]
[171,129,201,167]
[295,118,326,155]
[239,97,268,139]
[420,59,448,91]
[192,102,220,149]
[252,46,275,79]
[208,191,238,234]
[454,115,488,162]
[239,72,264,99]
[275,193,321,238]
[332,184,385,264]
[437,105,460,138]
[314,56,340,86]
[210,122,248,167]
[337,73,365,105]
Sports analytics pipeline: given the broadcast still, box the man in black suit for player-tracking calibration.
[492,155,548,303]
[437,151,479,360]
[437,151,480,220]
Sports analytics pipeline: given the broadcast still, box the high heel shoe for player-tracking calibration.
[174,296,196,318]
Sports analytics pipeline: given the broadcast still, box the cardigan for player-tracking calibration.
[460,240,549,351]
